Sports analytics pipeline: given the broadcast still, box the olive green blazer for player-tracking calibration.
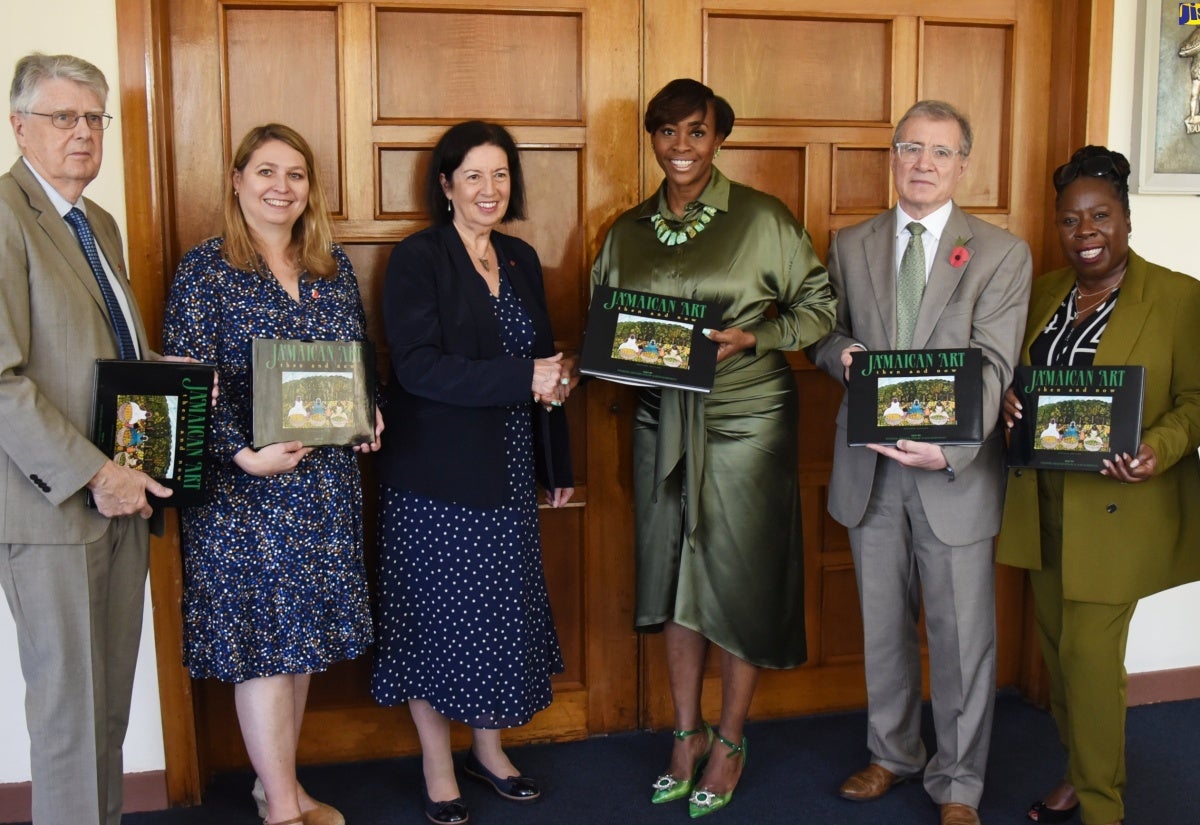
[996,250,1200,603]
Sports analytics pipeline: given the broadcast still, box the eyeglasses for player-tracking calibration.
[893,142,963,165]
[1052,155,1120,190]
[22,110,113,131]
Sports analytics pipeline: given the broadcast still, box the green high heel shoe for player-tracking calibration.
[688,730,747,818]
[650,721,714,804]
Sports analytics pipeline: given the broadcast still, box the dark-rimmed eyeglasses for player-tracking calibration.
[22,110,112,131]
[1052,155,1119,190]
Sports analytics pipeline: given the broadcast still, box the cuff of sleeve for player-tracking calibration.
[747,322,780,354]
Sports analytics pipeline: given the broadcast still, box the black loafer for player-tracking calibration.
[422,786,469,824]
[463,749,541,802]
[1027,799,1080,823]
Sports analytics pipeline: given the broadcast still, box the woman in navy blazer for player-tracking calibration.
[372,121,573,825]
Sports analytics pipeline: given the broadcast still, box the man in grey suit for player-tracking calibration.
[808,101,1031,825]
[0,53,170,824]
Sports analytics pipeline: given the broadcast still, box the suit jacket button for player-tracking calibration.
[1106,503,1117,513]
[1014,469,1023,477]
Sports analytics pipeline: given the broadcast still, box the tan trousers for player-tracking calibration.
[0,517,149,825]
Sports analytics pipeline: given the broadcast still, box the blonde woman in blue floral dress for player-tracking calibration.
[164,124,381,825]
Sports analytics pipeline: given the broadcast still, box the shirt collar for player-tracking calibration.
[637,166,732,221]
[894,200,953,242]
[22,157,84,218]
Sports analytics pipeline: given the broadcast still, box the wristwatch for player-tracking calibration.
[942,463,956,482]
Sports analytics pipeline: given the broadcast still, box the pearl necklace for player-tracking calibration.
[651,204,717,246]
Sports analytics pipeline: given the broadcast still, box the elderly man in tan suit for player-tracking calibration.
[0,53,170,824]
[808,100,1032,825]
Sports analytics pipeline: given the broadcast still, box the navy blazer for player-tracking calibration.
[377,223,572,507]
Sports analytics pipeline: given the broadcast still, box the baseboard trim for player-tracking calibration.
[1128,665,1200,706]
[0,770,167,823]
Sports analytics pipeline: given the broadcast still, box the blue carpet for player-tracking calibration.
[55,691,1200,823]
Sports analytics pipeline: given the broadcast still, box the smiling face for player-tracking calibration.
[232,139,310,237]
[441,143,510,235]
[651,104,724,212]
[1055,175,1131,288]
[10,77,105,202]
[891,115,969,219]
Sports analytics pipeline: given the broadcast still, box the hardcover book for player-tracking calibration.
[252,338,376,449]
[847,348,984,446]
[90,359,217,507]
[579,285,724,393]
[1006,364,1145,471]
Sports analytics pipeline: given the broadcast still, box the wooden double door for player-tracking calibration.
[116,0,1108,804]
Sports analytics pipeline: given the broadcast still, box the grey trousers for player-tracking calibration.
[0,517,149,825]
[847,458,997,808]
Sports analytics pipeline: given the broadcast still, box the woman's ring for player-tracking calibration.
[561,377,570,385]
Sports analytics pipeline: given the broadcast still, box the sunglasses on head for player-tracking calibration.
[1053,155,1120,190]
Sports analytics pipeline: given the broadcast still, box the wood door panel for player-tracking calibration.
[922,21,1015,210]
[707,14,894,124]
[224,6,343,213]
[374,8,583,124]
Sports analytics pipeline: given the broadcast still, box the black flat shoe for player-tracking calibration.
[422,786,469,825]
[463,749,541,802]
[1027,799,1080,823]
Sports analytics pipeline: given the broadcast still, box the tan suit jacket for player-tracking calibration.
[0,159,152,543]
[997,251,1200,602]
[808,203,1032,546]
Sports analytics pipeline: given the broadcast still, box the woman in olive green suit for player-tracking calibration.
[590,78,836,817]
[998,146,1200,825]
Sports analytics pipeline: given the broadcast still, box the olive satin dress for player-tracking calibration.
[590,168,836,668]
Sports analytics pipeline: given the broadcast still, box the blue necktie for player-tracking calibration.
[64,207,137,360]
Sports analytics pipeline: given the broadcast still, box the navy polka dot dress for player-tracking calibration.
[371,269,563,728]
[163,238,373,683]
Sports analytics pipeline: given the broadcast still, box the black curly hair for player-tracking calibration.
[1052,145,1131,213]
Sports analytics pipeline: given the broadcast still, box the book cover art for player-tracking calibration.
[847,348,984,446]
[91,360,217,507]
[1007,365,1145,471]
[579,285,724,392]
[252,338,376,448]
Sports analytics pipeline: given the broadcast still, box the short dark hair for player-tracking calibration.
[644,78,735,138]
[893,100,973,157]
[1052,145,1131,213]
[426,120,526,224]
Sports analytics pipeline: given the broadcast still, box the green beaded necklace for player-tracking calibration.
[650,204,717,247]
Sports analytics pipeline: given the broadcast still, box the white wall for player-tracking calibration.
[1110,0,1200,674]
[0,0,1196,789]
[0,1,165,784]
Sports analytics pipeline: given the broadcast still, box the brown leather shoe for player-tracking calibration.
[941,802,982,825]
[838,764,911,801]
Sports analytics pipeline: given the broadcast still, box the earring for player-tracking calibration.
[447,202,453,212]
[715,147,722,157]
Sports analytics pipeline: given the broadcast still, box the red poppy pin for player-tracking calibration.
[311,287,319,299]
[949,237,971,268]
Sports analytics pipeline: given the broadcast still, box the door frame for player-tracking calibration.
[115,0,1113,805]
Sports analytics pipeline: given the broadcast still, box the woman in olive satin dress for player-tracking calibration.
[590,78,836,818]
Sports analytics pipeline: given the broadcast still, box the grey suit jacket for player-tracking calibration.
[807,204,1031,546]
[0,159,152,544]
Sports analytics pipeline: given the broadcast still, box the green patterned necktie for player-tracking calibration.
[896,221,926,348]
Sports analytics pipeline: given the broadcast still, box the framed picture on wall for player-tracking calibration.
[1132,0,1200,192]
